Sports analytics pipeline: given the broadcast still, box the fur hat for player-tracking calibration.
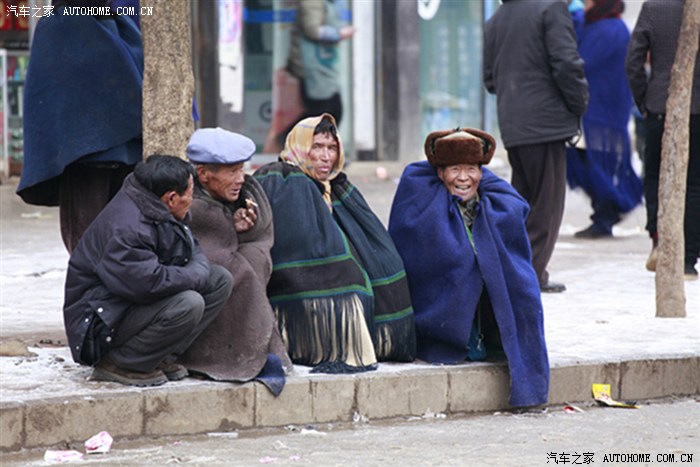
[424,127,496,167]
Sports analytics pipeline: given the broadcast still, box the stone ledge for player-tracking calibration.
[2,357,698,452]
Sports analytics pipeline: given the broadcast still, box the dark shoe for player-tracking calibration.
[540,281,566,293]
[685,264,699,281]
[91,356,167,387]
[156,361,188,381]
[574,225,612,239]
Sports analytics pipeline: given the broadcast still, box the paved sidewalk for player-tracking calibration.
[1,160,698,452]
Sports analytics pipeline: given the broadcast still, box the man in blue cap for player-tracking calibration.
[180,128,292,396]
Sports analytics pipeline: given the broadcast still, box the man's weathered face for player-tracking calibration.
[308,132,339,182]
[437,163,482,202]
[197,162,246,203]
[165,175,194,221]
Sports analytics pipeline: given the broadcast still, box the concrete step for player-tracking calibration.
[2,356,698,452]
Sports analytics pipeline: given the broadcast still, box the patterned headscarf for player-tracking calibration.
[281,113,346,209]
[585,0,624,24]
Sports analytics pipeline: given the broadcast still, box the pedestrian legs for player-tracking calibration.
[685,115,700,272]
[508,141,567,287]
[59,162,133,254]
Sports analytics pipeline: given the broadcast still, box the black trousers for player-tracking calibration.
[59,162,133,254]
[108,265,233,373]
[644,113,700,266]
[507,141,567,285]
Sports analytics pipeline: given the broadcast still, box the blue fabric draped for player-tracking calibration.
[388,161,549,407]
[255,354,286,397]
[17,7,143,206]
[566,16,643,223]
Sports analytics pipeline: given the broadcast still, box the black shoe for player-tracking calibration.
[540,281,566,293]
[574,225,612,239]
[91,356,168,387]
[156,361,189,381]
[685,264,699,281]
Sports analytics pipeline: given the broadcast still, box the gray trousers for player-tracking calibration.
[507,141,567,286]
[108,265,233,373]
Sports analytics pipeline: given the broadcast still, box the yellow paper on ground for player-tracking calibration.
[592,383,639,408]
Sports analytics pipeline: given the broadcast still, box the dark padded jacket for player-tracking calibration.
[63,174,210,366]
[626,0,700,116]
[483,0,589,148]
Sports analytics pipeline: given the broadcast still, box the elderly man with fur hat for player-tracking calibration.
[179,128,292,396]
[388,128,550,408]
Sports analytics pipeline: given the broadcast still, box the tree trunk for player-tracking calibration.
[656,0,700,317]
[140,0,195,160]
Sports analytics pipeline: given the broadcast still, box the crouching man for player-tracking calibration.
[63,155,233,387]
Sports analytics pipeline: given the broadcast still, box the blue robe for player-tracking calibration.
[17,7,143,206]
[389,162,549,407]
[566,14,643,227]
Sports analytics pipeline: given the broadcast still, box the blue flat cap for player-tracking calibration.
[186,128,256,165]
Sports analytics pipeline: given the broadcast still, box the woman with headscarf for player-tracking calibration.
[253,114,416,374]
[567,0,643,239]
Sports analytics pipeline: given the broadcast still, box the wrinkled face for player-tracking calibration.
[197,162,246,203]
[164,175,194,221]
[437,163,482,202]
[308,132,339,182]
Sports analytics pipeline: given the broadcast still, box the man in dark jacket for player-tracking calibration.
[625,0,700,280]
[483,0,589,293]
[63,156,234,387]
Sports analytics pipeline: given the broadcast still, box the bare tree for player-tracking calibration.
[140,0,195,160]
[656,0,700,317]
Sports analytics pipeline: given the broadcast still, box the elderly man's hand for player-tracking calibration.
[233,205,256,233]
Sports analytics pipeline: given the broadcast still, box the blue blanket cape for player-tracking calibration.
[566,15,642,215]
[254,162,416,368]
[388,162,549,407]
[17,7,143,206]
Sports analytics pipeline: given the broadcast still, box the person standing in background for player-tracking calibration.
[17,0,143,253]
[483,0,589,293]
[278,0,355,146]
[566,0,643,239]
[625,0,700,280]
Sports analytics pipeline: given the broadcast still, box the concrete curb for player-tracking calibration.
[2,357,698,452]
